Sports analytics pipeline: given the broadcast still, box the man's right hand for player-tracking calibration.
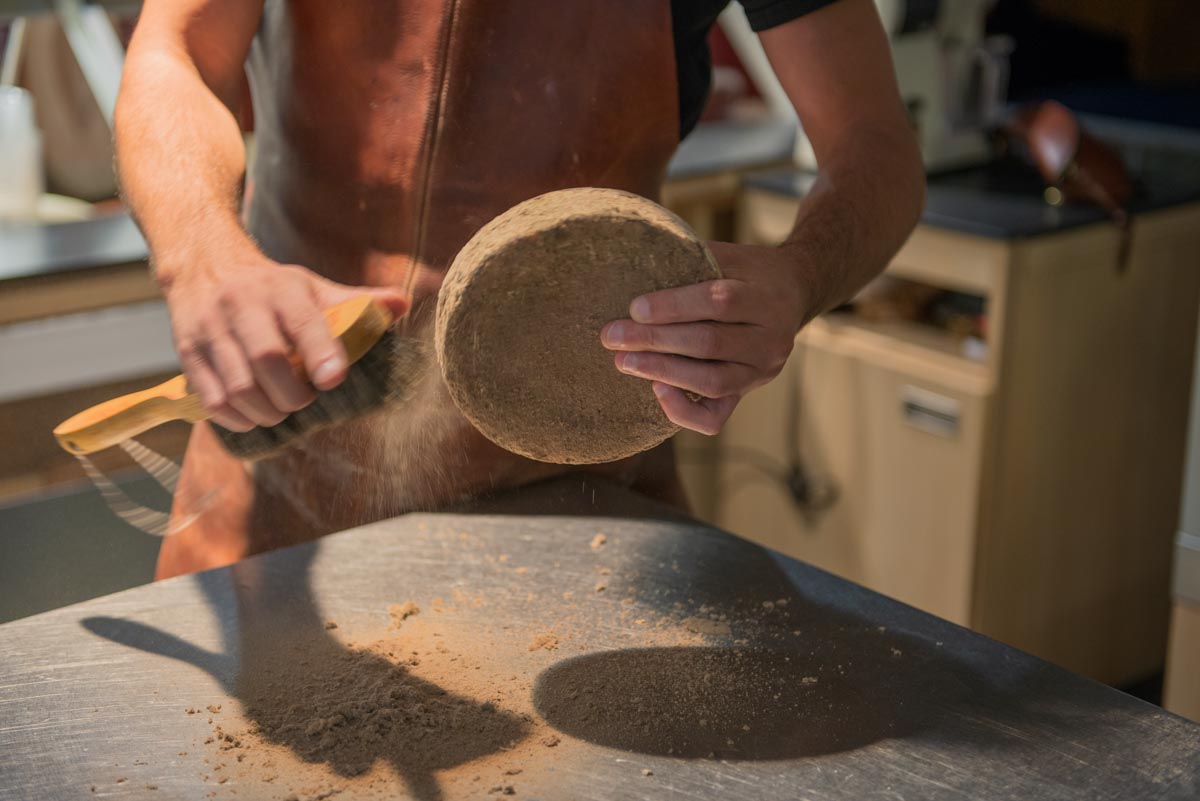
[165,259,409,432]
[117,3,413,434]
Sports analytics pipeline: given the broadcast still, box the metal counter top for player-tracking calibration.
[1,478,1196,800]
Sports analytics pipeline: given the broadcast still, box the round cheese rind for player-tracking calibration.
[436,187,721,464]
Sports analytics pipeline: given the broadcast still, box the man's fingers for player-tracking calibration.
[629,278,755,325]
[208,402,256,432]
[362,286,411,319]
[178,341,255,432]
[614,351,759,399]
[275,289,347,391]
[602,320,769,366]
[202,334,286,427]
[229,306,315,413]
[651,382,738,436]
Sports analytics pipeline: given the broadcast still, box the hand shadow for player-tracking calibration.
[82,545,528,801]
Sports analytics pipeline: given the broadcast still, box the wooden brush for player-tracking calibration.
[54,296,421,460]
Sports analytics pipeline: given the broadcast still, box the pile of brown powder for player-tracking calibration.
[387,601,420,630]
[190,605,582,800]
[527,634,559,652]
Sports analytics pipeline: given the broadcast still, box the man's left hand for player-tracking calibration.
[601,241,810,436]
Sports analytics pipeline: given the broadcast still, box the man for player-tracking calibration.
[116,0,924,579]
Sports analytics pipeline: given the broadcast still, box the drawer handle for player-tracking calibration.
[902,386,961,438]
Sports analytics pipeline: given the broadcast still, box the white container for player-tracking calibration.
[0,86,45,222]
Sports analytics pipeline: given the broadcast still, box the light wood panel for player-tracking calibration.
[0,261,158,325]
[973,206,1200,684]
[1164,599,1200,722]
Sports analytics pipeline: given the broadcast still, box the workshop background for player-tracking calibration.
[2,0,1199,724]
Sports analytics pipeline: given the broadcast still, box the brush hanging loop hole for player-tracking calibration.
[77,448,173,537]
[118,438,182,494]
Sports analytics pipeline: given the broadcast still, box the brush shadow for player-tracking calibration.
[81,546,526,801]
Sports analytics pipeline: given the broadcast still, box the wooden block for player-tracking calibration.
[1165,599,1200,722]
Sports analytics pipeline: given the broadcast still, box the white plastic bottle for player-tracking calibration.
[0,86,45,222]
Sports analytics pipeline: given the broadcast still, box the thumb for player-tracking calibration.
[360,285,411,320]
[315,280,410,321]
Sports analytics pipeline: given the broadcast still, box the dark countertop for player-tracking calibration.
[747,115,1200,239]
[1,477,1196,800]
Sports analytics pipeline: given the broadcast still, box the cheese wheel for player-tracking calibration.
[435,187,721,464]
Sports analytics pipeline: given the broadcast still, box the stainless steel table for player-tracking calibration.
[1,478,1197,800]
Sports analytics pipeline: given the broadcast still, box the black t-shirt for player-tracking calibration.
[673,0,842,138]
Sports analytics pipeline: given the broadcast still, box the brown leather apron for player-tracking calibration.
[157,0,684,579]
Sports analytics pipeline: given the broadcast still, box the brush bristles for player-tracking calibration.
[213,331,427,460]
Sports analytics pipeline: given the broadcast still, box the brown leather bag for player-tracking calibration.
[1007,100,1135,268]
[1008,99,1133,226]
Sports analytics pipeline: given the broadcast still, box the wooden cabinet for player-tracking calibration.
[684,188,1200,685]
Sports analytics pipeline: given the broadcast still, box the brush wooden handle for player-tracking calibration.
[54,296,394,455]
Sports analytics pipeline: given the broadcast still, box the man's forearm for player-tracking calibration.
[781,124,926,326]
[115,46,260,292]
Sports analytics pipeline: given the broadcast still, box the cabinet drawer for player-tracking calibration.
[716,327,988,624]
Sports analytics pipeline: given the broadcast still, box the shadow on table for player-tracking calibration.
[82,546,526,801]
[534,645,903,759]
